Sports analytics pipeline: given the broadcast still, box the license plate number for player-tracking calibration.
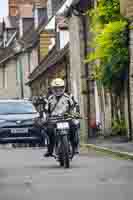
[11,128,28,134]
[57,122,69,129]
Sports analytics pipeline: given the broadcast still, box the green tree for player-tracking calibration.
[86,0,129,133]
[86,0,128,89]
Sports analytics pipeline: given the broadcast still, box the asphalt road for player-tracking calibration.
[0,147,133,200]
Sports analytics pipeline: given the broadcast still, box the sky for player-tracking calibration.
[0,0,8,19]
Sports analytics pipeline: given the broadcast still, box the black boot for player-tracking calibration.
[44,151,53,157]
[44,144,54,157]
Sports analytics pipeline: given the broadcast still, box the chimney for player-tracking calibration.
[18,4,34,38]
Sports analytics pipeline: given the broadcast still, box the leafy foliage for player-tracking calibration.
[86,0,128,89]
[112,119,127,136]
[90,0,121,31]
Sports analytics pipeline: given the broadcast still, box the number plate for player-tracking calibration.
[57,122,69,129]
[11,128,28,134]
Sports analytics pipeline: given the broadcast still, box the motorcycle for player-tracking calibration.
[46,114,80,169]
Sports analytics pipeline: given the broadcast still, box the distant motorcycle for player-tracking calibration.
[47,114,80,169]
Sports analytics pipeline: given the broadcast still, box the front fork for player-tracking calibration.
[55,134,74,160]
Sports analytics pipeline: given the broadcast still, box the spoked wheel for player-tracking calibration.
[55,143,64,167]
[62,135,70,169]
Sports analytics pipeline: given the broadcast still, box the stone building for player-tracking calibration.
[9,0,47,16]
[0,2,48,99]
[27,0,70,96]
[27,44,69,96]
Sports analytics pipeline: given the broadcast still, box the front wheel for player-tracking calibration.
[62,135,70,168]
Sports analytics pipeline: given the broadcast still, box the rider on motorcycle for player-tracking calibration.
[44,78,80,157]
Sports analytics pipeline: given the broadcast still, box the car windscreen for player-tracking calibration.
[0,102,37,114]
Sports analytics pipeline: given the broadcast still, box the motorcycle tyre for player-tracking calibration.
[62,135,70,169]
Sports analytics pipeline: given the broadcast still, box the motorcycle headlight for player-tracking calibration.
[72,119,80,125]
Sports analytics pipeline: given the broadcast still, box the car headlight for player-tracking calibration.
[0,119,6,123]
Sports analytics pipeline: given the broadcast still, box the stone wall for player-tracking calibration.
[0,59,20,99]
[126,0,133,17]
[120,0,133,17]
[0,52,32,99]
[69,14,89,142]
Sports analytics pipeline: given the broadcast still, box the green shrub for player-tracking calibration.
[111,119,127,136]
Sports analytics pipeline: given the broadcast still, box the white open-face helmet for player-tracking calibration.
[50,78,65,97]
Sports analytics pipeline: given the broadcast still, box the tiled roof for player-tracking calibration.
[0,47,15,65]
[0,12,47,64]
[27,43,69,84]
[0,13,48,64]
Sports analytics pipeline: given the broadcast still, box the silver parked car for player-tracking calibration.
[0,99,44,145]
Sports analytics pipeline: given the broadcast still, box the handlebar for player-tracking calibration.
[46,113,81,123]
[49,114,80,119]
